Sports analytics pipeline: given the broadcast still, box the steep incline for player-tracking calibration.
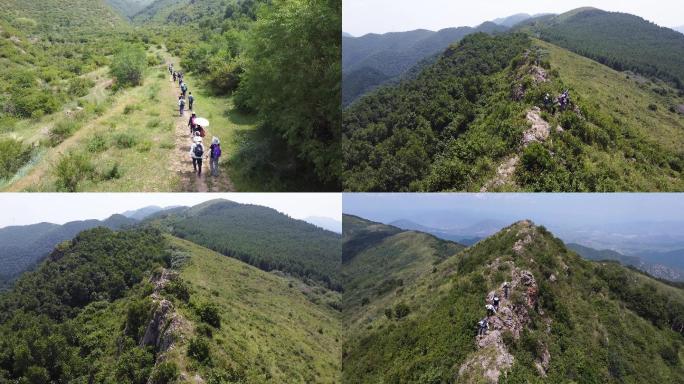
[342,218,684,383]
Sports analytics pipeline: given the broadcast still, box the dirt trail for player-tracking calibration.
[164,66,235,192]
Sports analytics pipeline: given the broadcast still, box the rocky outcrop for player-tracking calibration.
[140,299,174,348]
[523,107,551,146]
[457,256,550,383]
[480,156,519,192]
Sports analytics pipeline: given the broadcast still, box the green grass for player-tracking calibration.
[169,236,342,383]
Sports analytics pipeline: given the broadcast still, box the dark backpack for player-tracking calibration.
[194,143,204,157]
[189,95,194,103]
[179,99,185,107]
[212,144,221,158]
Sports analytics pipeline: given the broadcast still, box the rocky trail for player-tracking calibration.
[458,223,551,383]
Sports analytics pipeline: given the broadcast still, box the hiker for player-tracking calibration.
[477,318,488,336]
[209,136,221,177]
[188,92,194,110]
[493,296,500,310]
[190,135,205,176]
[168,64,173,75]
[178,74,183,87]
[486,304,496,316]
[503,282,510,299]
[181,82,188,99]
[173,71,177,82]
[188,112,197,135]
[178,96,185,117]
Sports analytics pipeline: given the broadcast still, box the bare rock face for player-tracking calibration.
[140,299,174,348]
[528,65,549,83]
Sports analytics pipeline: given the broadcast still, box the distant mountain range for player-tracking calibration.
[305,216,342,233]
[0,214,138,287]
[342,21,509,105]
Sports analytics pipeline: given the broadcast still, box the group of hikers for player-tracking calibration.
[476,282,509,336]
[168,63,222,178]
[542,89,572,113]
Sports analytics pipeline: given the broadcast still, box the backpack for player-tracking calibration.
[179,99,185,107]
[189,95,194,102]
[212,144,221,158]
[194,143,204,157]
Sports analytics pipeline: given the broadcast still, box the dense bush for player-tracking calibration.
[0,138,33,180]
[196,302,221,328]
[149,361,179,384]
[187,337,211,363]
[110,44,147,88]
[54,151,94,192]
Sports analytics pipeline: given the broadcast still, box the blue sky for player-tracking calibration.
[343,0,683,36]
[0,193,341,228]
[343,193,684,228]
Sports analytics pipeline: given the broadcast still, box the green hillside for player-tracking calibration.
[342,218,684,383]
[0,225,341,383]
[147,199,343,290]
[341,215,465,326]
[520,8,684,89]
[343,31,684,192]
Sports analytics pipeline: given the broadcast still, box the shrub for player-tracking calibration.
[0,138,32,180]
[187,337,210,363]
[87,134,108,152]
[49,120,79,146]
[648,104,658,111]
[196,323,213,338]
[164,280,190,302]
[196,302,221,328]
[115,133,137,149]
[361,297,370,306]
[394,303,410,319]
[54,151,95,192]
[149,361,179,384]
[110,44,147,88]
[68,77,95,97]
[102,163,121,180]
[384,308,393,319]
[137,140,152,152]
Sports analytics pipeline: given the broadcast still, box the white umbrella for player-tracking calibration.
[195,117,210,127]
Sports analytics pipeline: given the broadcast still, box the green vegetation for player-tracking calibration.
[342,216,684,383]
[148,199,342,290]
[1,0,341,192]
[343,30,684,191]
[524,8,684,89]
[111,44,147,88]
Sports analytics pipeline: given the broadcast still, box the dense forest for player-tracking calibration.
[524,8,684,89]
[148,199,343,290]
[0,227,172,382]
[342,216,684,383]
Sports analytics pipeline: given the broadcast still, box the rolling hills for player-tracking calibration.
[342,216,684,383]
[343,14,684,191]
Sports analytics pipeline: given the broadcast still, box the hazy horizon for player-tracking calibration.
[343,0,683,36]
[0,193,342,229]
[343,193,684,230]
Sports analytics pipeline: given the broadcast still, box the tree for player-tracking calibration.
[237,0,341,187]
[110,44,147,88]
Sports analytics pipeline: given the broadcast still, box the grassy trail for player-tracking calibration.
[163,58,236,192]
[2,48,255,191]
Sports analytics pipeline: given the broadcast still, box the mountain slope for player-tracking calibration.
[343,31,684,191]
[519,8,684,89]
[342,22,509,104]
[342,219,684,383]
[342,215,465,325]
[0,225,341,383]
[0,214,138,286]
[146,199,342,290]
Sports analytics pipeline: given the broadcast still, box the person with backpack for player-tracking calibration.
[493,296,500,310]
[477,318,488,336]
[503,282,510,299]
[172,71,177,82]
[188,112,197,135]
[178,95,185,117]
[188,92,194,110]
[485,304,496,316]
[189,135,205,176]
[181,82,188,99]
[209,136,222,177]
